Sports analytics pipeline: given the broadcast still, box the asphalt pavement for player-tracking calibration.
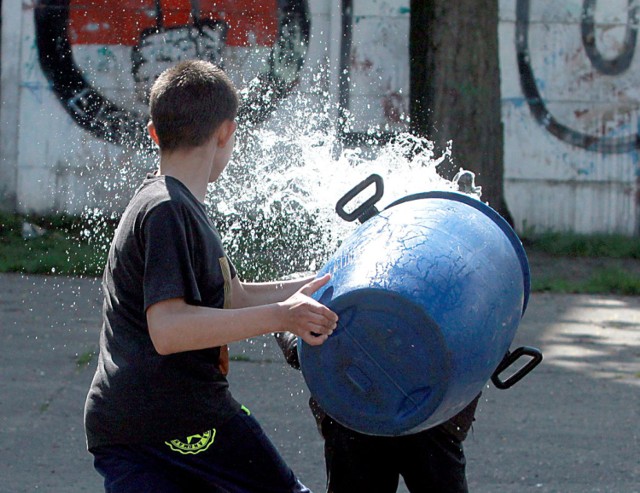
[1,273,638,493]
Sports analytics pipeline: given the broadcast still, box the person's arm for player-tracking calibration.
[239,274,319,370]
[230,273,317,309]
[146,274,337,355]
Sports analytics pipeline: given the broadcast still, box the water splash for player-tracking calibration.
[60,81,478,282]
[206,90,470,281]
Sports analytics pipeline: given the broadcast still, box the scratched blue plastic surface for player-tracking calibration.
[298,191,530,436]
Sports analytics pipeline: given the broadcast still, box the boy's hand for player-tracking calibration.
[279,274,338,346]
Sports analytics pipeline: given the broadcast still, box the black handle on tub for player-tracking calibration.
[335,174,384,223]
[491,346,543,390]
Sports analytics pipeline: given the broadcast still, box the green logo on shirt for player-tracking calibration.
[165,429,216,455]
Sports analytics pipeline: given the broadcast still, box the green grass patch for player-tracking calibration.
[523,232,640,259]
[0,211,114,276]
[76,347,98,369]
[0,208,329,281]
[532,267,640,295]
[1,211,638,296]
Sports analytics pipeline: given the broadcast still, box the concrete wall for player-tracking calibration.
[0,0,638,235]
[500,0,640,235]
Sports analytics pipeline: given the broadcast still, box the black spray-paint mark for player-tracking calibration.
[581,0,638,75]
[516,0,640,153]
[34,0,310,148]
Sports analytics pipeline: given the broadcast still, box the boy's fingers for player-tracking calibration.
[307,317,336,334]
[300,273,331,296]
[309,304,338,322]
[309,313,338,334]
[302,332,329,346]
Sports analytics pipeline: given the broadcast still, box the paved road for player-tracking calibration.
[1,273,638,492]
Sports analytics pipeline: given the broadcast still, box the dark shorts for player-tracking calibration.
[91,407,310,493]
[322,417,469,493]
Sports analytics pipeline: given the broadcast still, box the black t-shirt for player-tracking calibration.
[84,175,241,449]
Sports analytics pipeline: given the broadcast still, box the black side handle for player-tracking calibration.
[335,174,384,223]
[491,346,543,390]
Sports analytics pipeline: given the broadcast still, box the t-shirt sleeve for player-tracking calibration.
[142,201,201,311]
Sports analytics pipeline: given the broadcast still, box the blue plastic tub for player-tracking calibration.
[298,188,531,436]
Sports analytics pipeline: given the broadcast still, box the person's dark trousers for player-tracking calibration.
[321,418,468,493]
[91,408,310,493]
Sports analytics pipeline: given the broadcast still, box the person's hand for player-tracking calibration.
[279,274,338,346]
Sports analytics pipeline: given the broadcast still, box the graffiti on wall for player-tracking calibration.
[34,0,638,153]
[34,0,310,148]
[516,0,640,154]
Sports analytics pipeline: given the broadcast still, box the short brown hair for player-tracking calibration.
[149,60,238,151]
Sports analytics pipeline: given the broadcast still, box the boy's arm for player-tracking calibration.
[237,274,320,370]
[146,274,337,355]
[230,273,318,309]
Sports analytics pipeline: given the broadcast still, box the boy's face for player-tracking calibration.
[209,120,236,183]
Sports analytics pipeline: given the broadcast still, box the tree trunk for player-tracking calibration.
[409,0,513,224]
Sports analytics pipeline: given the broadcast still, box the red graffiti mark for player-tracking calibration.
[68,0,277,47]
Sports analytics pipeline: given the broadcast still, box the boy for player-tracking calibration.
[84,60,338,492]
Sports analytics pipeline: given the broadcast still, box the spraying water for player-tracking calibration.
[205,90,477,281]
[64,74,480,283]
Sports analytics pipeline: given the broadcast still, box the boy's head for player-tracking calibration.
[148,60,238,152]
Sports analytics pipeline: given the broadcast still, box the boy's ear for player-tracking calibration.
[217,120,237,148]
[147,122,160,145]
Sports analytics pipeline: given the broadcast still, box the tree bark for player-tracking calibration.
[409,0,513,224]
